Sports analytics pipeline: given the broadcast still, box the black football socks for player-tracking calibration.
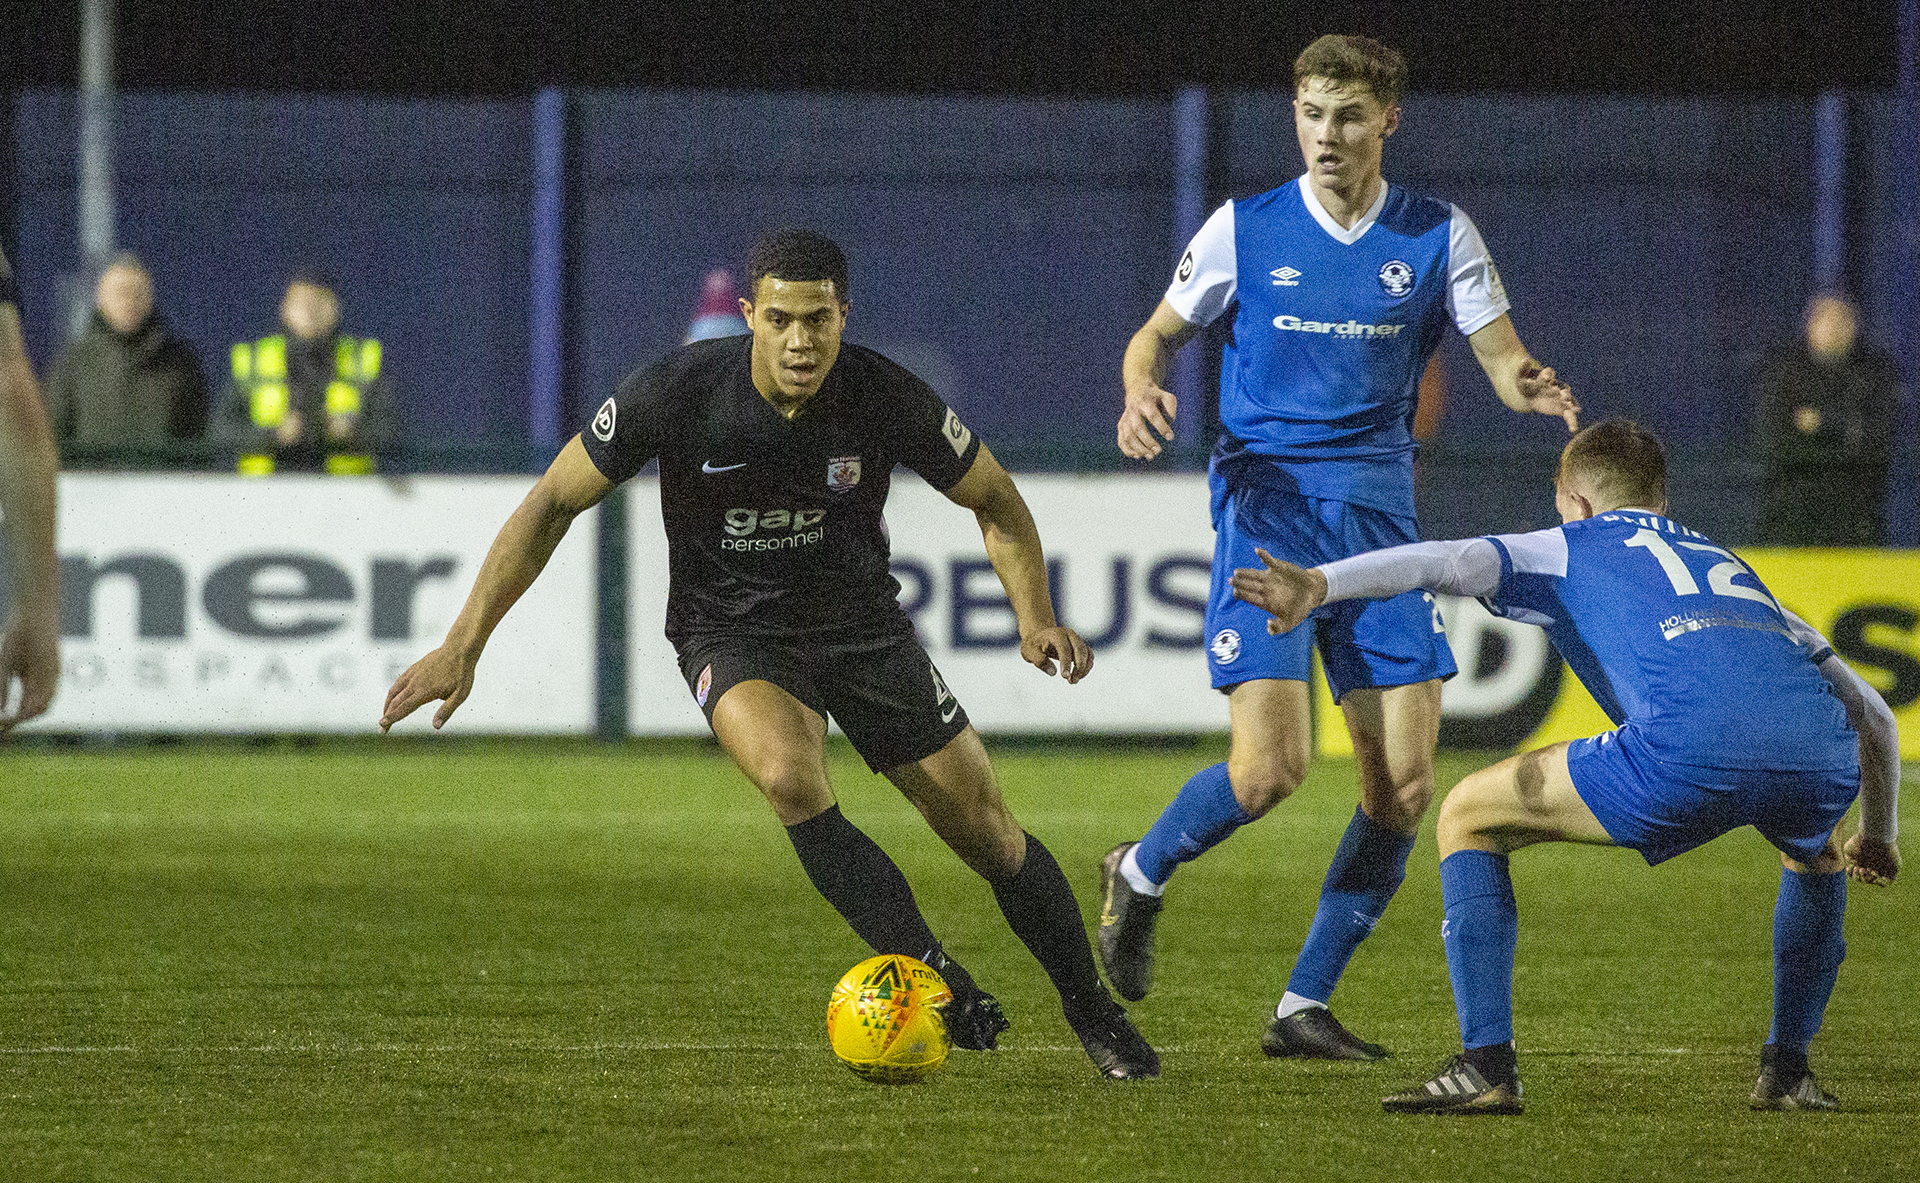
[784,804,980,994]
[989,832,1106,1008]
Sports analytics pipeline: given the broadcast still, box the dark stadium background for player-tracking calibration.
[1,2,1902,95]
[3,1,1914,544]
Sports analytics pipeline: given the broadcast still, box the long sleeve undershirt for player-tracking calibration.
[1319,537,1503,603]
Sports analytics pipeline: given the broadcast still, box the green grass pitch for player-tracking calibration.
[3,738,1914,1181]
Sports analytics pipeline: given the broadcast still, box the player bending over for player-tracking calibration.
[381,229,1158,1080]
[1101,32,1578,1061]
[1231,419,1900,1113]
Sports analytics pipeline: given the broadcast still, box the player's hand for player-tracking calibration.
[1844,831,1901,886]
[379,644,479,733]
[1228,548,1327,635]
[1021,625,1093,684]
[1518,362,1579,433]
[0,610,60,731]
[1118,382,1178,460]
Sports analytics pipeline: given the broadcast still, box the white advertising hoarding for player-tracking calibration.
[28,474,598,733]
[624,471,1565,741]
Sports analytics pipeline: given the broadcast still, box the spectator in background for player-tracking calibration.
[219,269,394,475]
[46,253,209,468]
[683,268,748,343]
[1756,292,1900,545]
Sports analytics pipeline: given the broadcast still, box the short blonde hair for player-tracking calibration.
[1557,419,1667,509]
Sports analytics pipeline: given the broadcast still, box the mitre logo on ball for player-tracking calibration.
[826,954,953,1084]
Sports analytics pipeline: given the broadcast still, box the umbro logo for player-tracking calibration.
[1270,266,1301,286]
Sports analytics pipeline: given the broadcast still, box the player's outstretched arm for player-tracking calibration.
[0,299,60,731]
[1232,538,1502,636]
[380,436,613,732]
[1467,314,1579,433]
[1117,300,1201,460]
[941,444,1091,683]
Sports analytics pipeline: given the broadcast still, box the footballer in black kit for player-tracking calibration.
[583,334,979,771]
[383,228,1159,1079]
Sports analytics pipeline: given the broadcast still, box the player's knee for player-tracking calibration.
[1434,783,1487,855]
[748,761,834,822]
[1360,768,1433,833]
[1226,751,1306,816]
[1786,844,1845,876]
[949,807,1025,880]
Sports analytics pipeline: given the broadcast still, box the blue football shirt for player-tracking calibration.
[1482,512,1856,771]
[1166,178,1510,518]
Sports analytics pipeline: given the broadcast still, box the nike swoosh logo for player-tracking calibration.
[701,461,747,474]
[941,703,959,723]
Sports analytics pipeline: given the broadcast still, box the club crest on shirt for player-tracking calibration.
[1378,260,1415,298]
[695,663,713,706]
[1209,628,1241,665]
[591,397,617,442]
[827,455,862,493]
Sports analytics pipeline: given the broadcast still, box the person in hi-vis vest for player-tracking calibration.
[219,270,393,474]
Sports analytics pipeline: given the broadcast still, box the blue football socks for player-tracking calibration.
[1285,806,1417,1005]
[1767,866,1847,1053]
[1438,849,1519,1050]
[1132,763,1255,886]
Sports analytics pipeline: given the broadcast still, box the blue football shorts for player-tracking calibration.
[1566,724,1860,866]
[1204,482,1457,697]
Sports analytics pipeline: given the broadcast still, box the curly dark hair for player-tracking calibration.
[746,228,849,301]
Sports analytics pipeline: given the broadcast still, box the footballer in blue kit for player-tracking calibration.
[1102,34,1581,1060]
[1232,420,1903,1113]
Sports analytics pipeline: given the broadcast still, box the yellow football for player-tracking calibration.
[826,953,953,1084]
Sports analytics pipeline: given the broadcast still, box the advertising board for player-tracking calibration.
[27,474,598,733]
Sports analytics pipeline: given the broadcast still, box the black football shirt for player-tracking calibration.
[581,335,982,643]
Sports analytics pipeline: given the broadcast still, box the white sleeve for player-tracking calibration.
[1318,538,1503,603]
[1445,206,1511,337]
[1782,610,1900,843]
[1164,200,1237,328]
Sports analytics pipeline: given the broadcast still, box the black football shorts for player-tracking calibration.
[674,621,971,772]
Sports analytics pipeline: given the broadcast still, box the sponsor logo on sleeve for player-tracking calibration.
[1176,250,1194,282]
[942,408,973,458]
[1486,259,1507,304]
[1378,259,1415,297]
[827,455,862,493]
[591,397,617,442]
